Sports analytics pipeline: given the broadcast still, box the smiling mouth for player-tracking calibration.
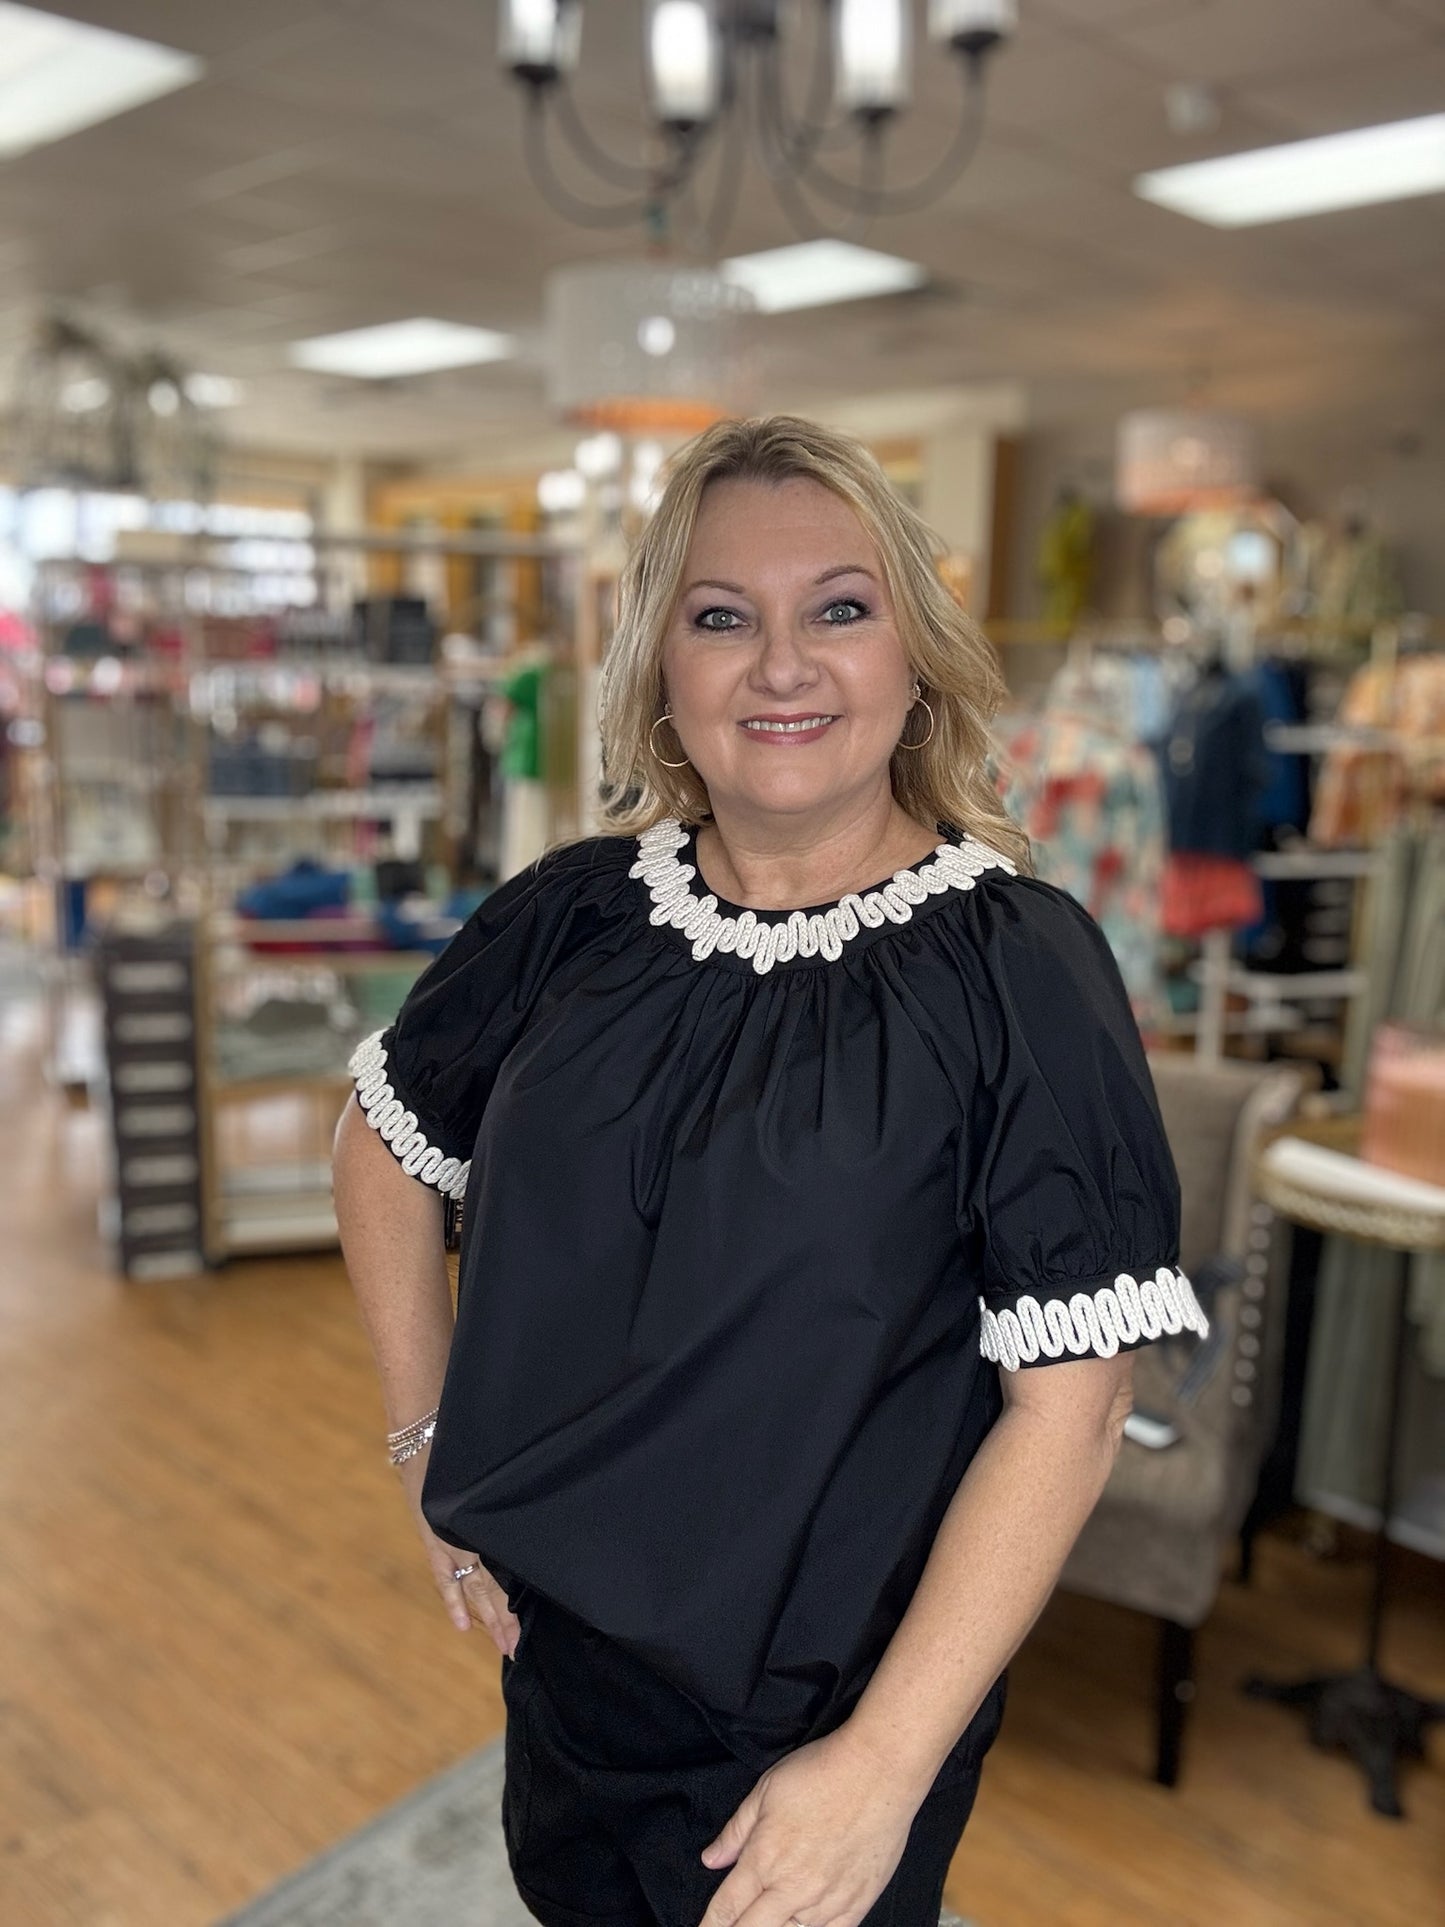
[740,715,840,734]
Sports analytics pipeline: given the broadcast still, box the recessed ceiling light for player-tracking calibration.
[0,2,202,160]
[184,373,245,409]
[720,241,927,313]
[288,318,517,379]
[1136,114,1445,228]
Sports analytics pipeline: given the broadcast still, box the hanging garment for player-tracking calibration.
[497,654,552,879]
[996,655,1168,1027]
[1159,662,1271,861]
[500,656,547,781]
[1160,852,1264,939]
[1308,653,1445,848]
[500,775,551,881]
[1246,658,1311,836]
[1128,650,1183,749]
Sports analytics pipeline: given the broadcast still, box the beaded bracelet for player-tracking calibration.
[387,1405,439,1466]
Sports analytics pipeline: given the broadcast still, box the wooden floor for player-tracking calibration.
[1,1000,1440,1927]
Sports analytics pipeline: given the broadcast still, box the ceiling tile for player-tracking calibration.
[1034,0,1207,32]
[1120,0,1426,83]
[1235,44,1445,133]
[33,2,348,60]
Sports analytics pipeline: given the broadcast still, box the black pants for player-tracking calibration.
[500,1588,1006,1927]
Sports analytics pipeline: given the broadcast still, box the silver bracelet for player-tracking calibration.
[387,1405,440,1465]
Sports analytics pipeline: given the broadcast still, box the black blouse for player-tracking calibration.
[349,816,1206,1769]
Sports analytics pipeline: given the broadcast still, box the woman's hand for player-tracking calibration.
[393,1452,520,1655]
[696,1723,922,1927]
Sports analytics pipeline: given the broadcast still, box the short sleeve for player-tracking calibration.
[346,848,574,1202]
[967,879,1208,1370]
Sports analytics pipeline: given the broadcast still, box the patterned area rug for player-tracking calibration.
[214,1740,974,1926]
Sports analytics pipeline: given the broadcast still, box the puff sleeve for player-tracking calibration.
[967,878,1208,1371]
[346,848,575,1202]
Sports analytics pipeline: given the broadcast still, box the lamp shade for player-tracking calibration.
[545,259,756,431]
[836,0,910,115]
[1116,408,1260,515]
[498,0,581,79]
[647,0,720,128]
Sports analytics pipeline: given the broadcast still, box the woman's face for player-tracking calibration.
[659,476,916,823]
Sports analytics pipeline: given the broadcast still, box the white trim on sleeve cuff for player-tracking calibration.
[979,1265,1208,1371]
[348,1028,470,1202]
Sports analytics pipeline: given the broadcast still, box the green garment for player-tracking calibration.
[500,661,545,781]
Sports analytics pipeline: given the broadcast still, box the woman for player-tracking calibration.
[333,415,1207,1927]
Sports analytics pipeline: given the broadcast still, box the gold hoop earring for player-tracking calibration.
[900,696,934,750]
[649,711,690,769]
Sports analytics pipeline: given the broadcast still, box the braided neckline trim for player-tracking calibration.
[978,1267,1207,1371]
[628,816,1018,975]
[348,1029,470,1201]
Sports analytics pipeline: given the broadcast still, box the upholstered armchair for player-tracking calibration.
[1057,1053,1311,1785]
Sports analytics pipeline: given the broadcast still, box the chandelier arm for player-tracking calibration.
[750,41,806,185]
[675,99,750,256]
[551,79,669,189]
[520,91,688,229]
[790,59,989,216]
[750,42,842,194]
[749,54,876,247]
[752,2,855,168]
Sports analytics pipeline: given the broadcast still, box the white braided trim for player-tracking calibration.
[629,817,1018,975]
[347,1029,470,1202]
[979,1266,1207,1371]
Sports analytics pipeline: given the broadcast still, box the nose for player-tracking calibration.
[749,617,822,693]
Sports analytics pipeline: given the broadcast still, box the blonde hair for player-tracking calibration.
[590,412,1031,873]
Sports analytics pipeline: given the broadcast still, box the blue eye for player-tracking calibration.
[690,597,870,633]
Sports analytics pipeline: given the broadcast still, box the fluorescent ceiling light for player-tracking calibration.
[1136,114,1445,228]
[289,318,517,379]
[0,3,202,160]
[721,240,927,313]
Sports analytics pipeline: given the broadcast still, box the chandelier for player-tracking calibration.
[498,1,1017,247]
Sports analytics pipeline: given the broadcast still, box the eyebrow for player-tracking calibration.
[682,564,878,595]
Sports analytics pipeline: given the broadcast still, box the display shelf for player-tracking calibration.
[200,785,443,821]
[195,917,433,1260]
[1250,848,1383,880]
[1264,722,1396,755]
[26,521,587,1272]
[193,658,447,694]
[210,1072,356,1104]
[218,1162,340,1255]
[210,945,437,976]
[1224,964,1369,1000]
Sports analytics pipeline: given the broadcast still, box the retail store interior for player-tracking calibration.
[1,2,1443,1924]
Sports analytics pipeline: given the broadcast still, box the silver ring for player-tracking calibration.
[452,1561,481,1583]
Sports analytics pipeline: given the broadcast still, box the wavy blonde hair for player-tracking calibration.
[591,412,1031,873]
